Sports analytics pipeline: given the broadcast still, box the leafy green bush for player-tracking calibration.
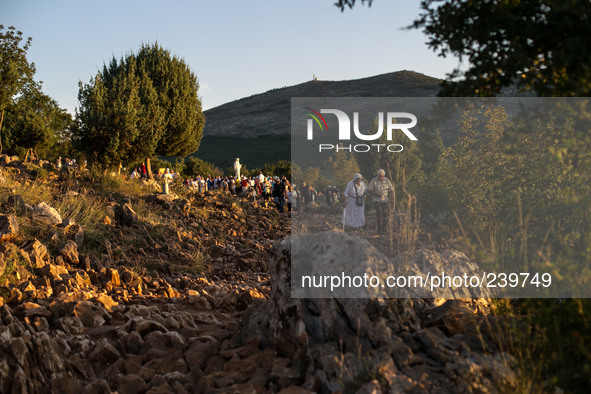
[182,156,221,178]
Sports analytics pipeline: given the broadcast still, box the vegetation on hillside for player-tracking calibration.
[73,43,205,178]
[193,135,290,171]
[0,25,72,160]
[4,6,591,390]
[414,103,591,392]
[291,100,591,392]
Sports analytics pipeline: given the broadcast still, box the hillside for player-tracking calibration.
[195,71,442,169]
[0,159,522,393]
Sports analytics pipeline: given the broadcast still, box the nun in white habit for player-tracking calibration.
[342,173,366,229]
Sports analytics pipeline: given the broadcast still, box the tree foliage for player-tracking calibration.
[411,0,591,96]
[0,25,35,113]
[355,117,421,185]
[183,157,221,178]
[0,25,37,153]
[2,86,72,158]
[334,0,372,12]
[74,43,205,167]
[425,102,591,392]
[324,147,361,188]
[336,1,591,96]
[434,102,591,273]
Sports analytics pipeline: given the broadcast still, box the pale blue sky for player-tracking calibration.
[3,0,460,113]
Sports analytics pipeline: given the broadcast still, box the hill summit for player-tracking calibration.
[196,71,442,169]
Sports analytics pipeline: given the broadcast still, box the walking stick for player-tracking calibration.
[342,205,346,232]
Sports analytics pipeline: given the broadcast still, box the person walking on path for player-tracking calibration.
[367,169,395,235]
[342,173,366,230]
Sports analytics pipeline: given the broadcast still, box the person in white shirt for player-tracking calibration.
[367,169,395,235]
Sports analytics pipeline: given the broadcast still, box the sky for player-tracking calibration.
[2,0,460,114]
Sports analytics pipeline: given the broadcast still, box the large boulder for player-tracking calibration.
[146,193,179,210]
[289,231,494,299]
[241,231,516,393]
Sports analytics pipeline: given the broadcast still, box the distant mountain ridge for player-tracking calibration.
[196,70,442,169]
[202,70,442,138]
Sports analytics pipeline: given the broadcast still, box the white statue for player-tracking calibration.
[233,158,242,180]
[162,168,173,194]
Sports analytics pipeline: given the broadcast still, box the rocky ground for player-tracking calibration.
[0,156,519,393]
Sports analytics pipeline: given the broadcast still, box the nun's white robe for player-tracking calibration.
[342,179,366,228]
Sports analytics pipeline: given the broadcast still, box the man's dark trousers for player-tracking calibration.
[375,202,388,234]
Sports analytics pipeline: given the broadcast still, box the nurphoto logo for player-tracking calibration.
[304,108,418,153]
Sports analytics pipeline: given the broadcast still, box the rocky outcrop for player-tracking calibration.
[242,231,516,393]
[0,181,286,393]
[0,164,517,393]
[290,231,494,299]
[0,251,271,394]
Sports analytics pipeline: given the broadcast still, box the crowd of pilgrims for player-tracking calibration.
[126,163,341,214]
[49,158,346,215]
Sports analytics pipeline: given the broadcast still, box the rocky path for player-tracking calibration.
[0,160,298,393]
[0,160,520,393]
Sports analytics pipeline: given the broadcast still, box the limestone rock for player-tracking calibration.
[88,338,121,363]
[32,202,62,226]
[422,299,478,336]
[72,301,109,328]
[60,240,80,265]
[241,231,517,393]
[114,373,149,394]
[147,193,179,206]
[82,380,111,394]
[0,215,19,241]
[125,317,168,338]
[185,340,219,371]
[114,202,138,226]
[21,239,49,262]
[94,294,118,312]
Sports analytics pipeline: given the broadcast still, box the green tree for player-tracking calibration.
[411,0,591,97]
[417,130,444,175]
[75,56,163,169]
[355,117,421,186]
[334,0,372,11]
[136,44,205,158]
[74,43,205,178]
[3,86,72,159]
[272,160,292,179]
[183,157,220,178]
[335,1,591,97]
[409,130,446,214]
[324,146,361,188]
[438,104,581,264]
[0,25,37,154]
